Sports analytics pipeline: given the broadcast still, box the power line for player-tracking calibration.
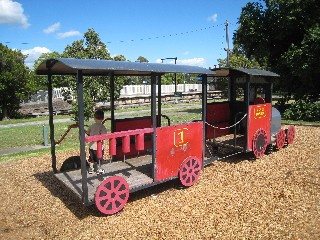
[106,23,229,44]
[1,21,238,46]
[1,41,29,45]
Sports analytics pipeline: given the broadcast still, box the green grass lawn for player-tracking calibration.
[0,122,82,150]
[0,115,70,125]
[281,119,320,126]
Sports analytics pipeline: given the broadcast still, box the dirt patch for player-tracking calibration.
[0,126,319,239]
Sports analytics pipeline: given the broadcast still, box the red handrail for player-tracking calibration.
[102,117,111,124]
[55,123,89,145]
[55,117,111,145]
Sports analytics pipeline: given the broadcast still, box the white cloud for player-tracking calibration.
[57,30,81,39]
[43,22,60,34]
[177,58,206,67]
[207,13,218,22]
[22,46,51,68]
[182,51,189,56]
[0,0,30,28]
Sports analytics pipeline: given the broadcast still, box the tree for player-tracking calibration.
[113,54,127,62]
[63,28,116,120]
[234,0,320,101]
[136,56,149,63]
[161,73,185,85]
[217,47,262,69]
[31,51,64,91]
[0,44,31,120]
[131,56,150,85]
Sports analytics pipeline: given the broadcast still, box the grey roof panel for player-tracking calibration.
[36,58,215,76]
[234,68,280,77]
[212,67,279,78]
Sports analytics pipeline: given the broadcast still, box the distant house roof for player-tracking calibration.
[36,58,215,76]
[212,67,280,78]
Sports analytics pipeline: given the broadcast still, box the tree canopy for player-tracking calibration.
[217,47,261,69]
[62,28,116,120]
[0,44,32,120]
[136,56,149,63]
[234,0,320,101]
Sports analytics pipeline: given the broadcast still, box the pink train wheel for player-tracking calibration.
[95,176,129,215]
[252,128,268,158]
[286,126,296,144]
[276,129,286,149]
[179,156,202,187]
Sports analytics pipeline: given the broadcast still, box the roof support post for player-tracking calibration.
[266,79,273,104]
[244,76,250,151]
[151,73,157,181]
[157,75,162,127]
[77,70,89,205]
[110,73,115,133]
[201,74,207,167]
[47,73,57,173]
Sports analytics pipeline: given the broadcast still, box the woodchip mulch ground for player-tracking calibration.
[0,125,319,240]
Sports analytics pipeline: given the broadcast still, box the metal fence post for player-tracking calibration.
[43,125,48,146]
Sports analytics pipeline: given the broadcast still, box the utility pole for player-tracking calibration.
[225,20,230,67]
[161,57,178,92]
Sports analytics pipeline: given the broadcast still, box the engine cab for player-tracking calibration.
[205,67,284,159]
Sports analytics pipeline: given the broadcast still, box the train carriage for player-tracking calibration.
[36,58,295,215]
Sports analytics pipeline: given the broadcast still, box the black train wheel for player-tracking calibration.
[276,129,286,149]
[286,126,296,144]
[252,128,268,158]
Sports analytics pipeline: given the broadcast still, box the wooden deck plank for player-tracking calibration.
[55,156,153,202]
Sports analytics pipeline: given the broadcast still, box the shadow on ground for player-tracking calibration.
[33,168,184,218]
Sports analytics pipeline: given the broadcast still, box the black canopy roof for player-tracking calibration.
[212,67,279,78]
[36,58,215,76]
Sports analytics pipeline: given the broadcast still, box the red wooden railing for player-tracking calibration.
[55,123,89,145]
[85,128,154,159]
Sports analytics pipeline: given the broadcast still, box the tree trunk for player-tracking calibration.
[1,106,9,120]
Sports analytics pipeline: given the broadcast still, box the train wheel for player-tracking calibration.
[286,126,296,144]
[179,156,202,187]
[276,129,286,149]
[252,128,268,158]
[95,176,129,215]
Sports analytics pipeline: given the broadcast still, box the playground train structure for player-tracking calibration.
[36,58,295,215]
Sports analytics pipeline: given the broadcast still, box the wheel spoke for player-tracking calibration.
[100,185,111,195]
[181,167,188,173]
[191,172,198,180]
[115,182,123,191]
[114,194,126,204]
[181,173,188,180]
[110,179,115,190]
[98,195,109,201]
[117,189,128,197]
[193,164,200,171]
[102,199,112,210]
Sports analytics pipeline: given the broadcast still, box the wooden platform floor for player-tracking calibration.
[55,155,153,202]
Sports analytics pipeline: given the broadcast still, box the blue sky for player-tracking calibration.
[0,0,251,68]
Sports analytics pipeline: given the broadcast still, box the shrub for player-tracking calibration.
[283,99,320,122]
